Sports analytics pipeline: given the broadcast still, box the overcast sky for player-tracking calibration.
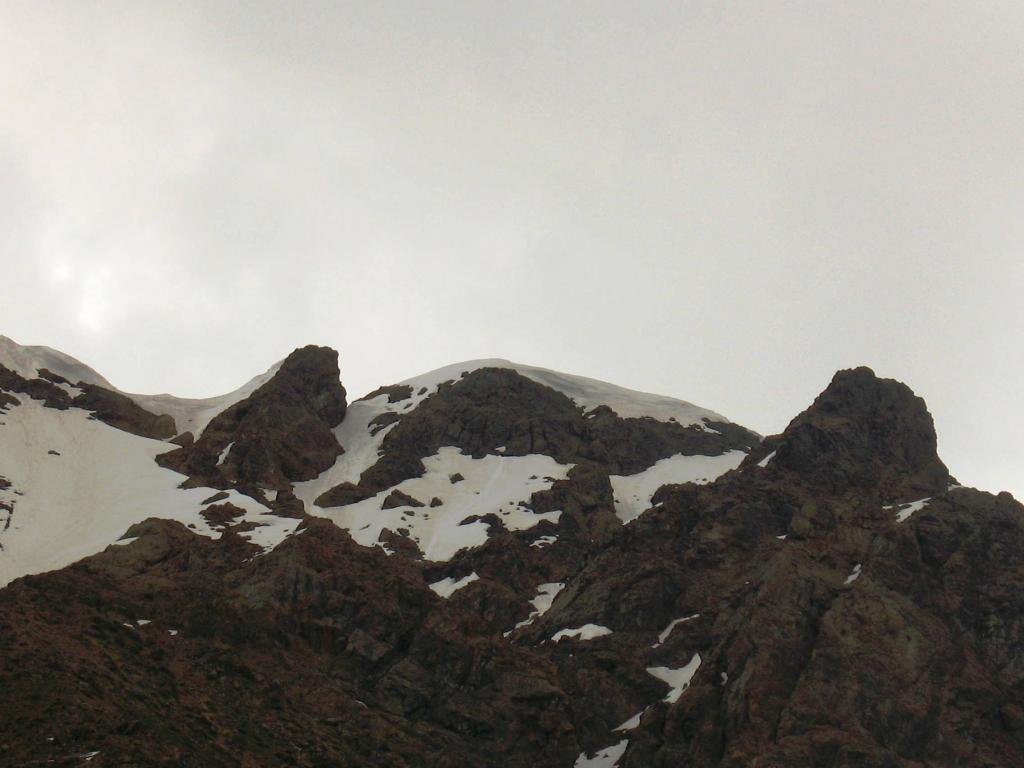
[2,2,1022,499]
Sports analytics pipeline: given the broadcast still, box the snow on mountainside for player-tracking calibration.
[0,335,115,389]
[125,361,285,438]
[0,334,281,437]
[295,357,740,506]
[0,397,300,587]
[295,359,752,559]
[296,357,738,512]
[308,448,572,561]
[1,337,753,584]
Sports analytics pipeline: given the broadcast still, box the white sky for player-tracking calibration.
[1,2,1022,500]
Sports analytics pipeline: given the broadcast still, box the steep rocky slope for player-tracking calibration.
[0,338,1021,767]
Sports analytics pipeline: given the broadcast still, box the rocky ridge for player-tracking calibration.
[0,338,1021,767]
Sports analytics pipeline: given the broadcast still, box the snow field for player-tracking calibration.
[308,447,571,562]
[0,398,301,587]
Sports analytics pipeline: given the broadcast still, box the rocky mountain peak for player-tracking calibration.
[257,344,348,425]
[157,345,348,491]
[761,366,950,497]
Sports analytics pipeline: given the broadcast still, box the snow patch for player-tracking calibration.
[844,563,862,585]
[652,613,700,648]
[610,451,746,523]
[429,572,479,598]
[56,382,84,398]
[574,739,628,768]
[530,535,557,548]
[757,450,777,468]
[293,394,401,508]
[0,398,300,587]
[552,624,612,642]
[647,652,702,703]
[613,710,645,731]
[893,497,930,523]
[126,362,283,438]
[216,441,234,467]
[509,582,565,633]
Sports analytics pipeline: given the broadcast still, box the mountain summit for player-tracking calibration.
[0,338,1020,767]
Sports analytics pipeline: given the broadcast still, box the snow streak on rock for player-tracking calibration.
[647,652,702,703]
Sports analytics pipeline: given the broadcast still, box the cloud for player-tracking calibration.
[1,1,1022,499]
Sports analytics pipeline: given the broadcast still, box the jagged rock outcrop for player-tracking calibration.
[158,346,348,490]
[748,366,951,498]
[518,368,1021,767]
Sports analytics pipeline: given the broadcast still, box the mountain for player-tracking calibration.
[0,336,1021,768]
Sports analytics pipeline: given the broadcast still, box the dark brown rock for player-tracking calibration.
[73,383,177,439]
[361,384,414,404]
[316,481,374,508]
[158,346,348,490]
[169,431,194,447]
[749,366,950,498]
[0,363,73,409]
[382,490,426,509]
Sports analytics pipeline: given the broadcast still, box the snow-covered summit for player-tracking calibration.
[393,358,731,427]
[0,335,281,437]
[0,335,114,389]
[1,337,730,436]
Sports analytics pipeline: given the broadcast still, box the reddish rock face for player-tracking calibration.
[1,357,1022,767]
[749,366,951,498]
[158,345,348,490]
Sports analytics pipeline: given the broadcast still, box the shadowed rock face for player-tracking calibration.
[1,361,1022,767]
[751,366,950,497]
[158,346,348,490]
[0,518,579,768]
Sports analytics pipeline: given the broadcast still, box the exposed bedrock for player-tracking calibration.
[158,345,348,490]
